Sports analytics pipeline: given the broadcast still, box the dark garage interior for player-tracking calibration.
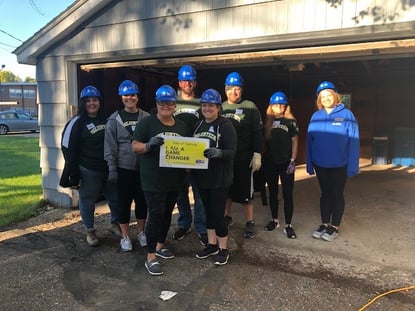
[78,56,415,165]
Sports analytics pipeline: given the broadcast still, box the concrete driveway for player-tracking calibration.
[0,162,414,310]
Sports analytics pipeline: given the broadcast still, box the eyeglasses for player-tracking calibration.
[157,101,176,106]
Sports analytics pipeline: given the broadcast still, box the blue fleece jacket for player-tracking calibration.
[306,103,360,177]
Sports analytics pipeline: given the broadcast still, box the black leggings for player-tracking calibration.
[143,191,178,253]
[314,166,347,227]
[264,160,294,224]
[199,187,229,237]
[117,168,147,224]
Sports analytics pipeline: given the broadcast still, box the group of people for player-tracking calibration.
[59,64,360,276]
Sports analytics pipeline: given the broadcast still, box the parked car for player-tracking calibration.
[0,111,39,135]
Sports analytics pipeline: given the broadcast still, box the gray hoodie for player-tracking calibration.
[104,109,150,171]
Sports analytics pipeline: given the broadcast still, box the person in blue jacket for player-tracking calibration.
[306,81,360,242]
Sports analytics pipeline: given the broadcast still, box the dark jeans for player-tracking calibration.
[117,168,147,224]
[264,160,294,224]
[199,187,229,237]
[176,173,206,234]
[314,165,347,227]
[143,191,179,253]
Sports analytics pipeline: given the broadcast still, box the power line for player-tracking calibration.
[0,29,23,43]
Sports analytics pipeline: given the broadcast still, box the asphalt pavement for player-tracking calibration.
[0,162,414,310]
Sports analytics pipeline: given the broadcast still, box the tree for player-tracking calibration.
[0,70,22,82]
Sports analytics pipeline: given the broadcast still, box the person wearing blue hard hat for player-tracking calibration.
[263,91,299,239]
[60,85,118,247]
[221,72,264,239]
[307,81,360,242]
[104,80,150,252]
[132,85,190,276]
[193,89,237,266]
[173,65,208,247]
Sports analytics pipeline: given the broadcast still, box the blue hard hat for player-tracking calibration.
[80,85,101,99]
[269,91,288,105]
[118,80,139,95]
[177,65,197,81]
[200,89,222,105]
[225,72,243,87]
[155,85,177,102]
[316,81,337,96]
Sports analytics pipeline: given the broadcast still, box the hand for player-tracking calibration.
[107,170,118,183]
[146,136,164,151]
[68,175,80,188]
[203,147,222,158]
[286,160,296,175]
[249,152,262,172]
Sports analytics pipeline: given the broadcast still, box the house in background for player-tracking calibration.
[13,0,415,207]
[0,82,38,116]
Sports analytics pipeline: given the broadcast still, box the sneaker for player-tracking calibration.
[145,259,163,276]
[214,249,230,266]
[197,233,208,246]
[172,228,191,240]
[108,222,121,236]
[120,236,132,252]
[283,225,297,239]
[321,226,339,242]
[195,244,219,259]
[312,224,328,239]
[224,215,233,226]
[86,228,99,246]
[156,248,175,259]
[264,220,280,231]
[243,221,256,239]
[137,231,147,247]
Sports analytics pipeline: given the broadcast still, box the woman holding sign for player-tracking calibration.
[132,85,189,276]
[193,89,237,266]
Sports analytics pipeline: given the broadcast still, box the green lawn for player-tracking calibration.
[0,136,43,228]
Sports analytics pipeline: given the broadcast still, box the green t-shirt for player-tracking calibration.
[174,97,201,132]
[221,99,263,161]
[132,115,189,192]
[79,117,107,171]
[265,117,299,164]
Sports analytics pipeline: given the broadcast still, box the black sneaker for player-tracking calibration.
[243,221,256,239]
[195,244,219,259]
[156,248,175,259]
[145,259,163,276]
[172,228,191,240]
[198,233,208,246]
[214,249,229,266]
[283,225,297,239]
[224,215,233,226]
[312,224,328,239]
[264,220,280,231]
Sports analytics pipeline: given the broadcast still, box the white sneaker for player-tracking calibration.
[137,231,147,247]
[120,236,132,252]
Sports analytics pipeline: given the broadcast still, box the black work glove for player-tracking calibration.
[107,170,118,183]
[146,136,164,151]
[203,147,223,159]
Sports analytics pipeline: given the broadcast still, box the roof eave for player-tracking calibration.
[13,0,115,65]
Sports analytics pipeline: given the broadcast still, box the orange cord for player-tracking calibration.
[358,285,415,311]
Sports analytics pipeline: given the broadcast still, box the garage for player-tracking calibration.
[14,0,415,207]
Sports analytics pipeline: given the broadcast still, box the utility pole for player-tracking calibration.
[0,64,5,103]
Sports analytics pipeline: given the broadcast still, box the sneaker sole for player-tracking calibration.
[156,253,175,259]
[120,247,133,252]
[321,234,337,242]
[312,232,324,239]
[215,255,229,266]
[195,250,219,259]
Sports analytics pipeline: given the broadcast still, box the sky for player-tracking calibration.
[0,0,75,80]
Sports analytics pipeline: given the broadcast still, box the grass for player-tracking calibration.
[0,136,44,228]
